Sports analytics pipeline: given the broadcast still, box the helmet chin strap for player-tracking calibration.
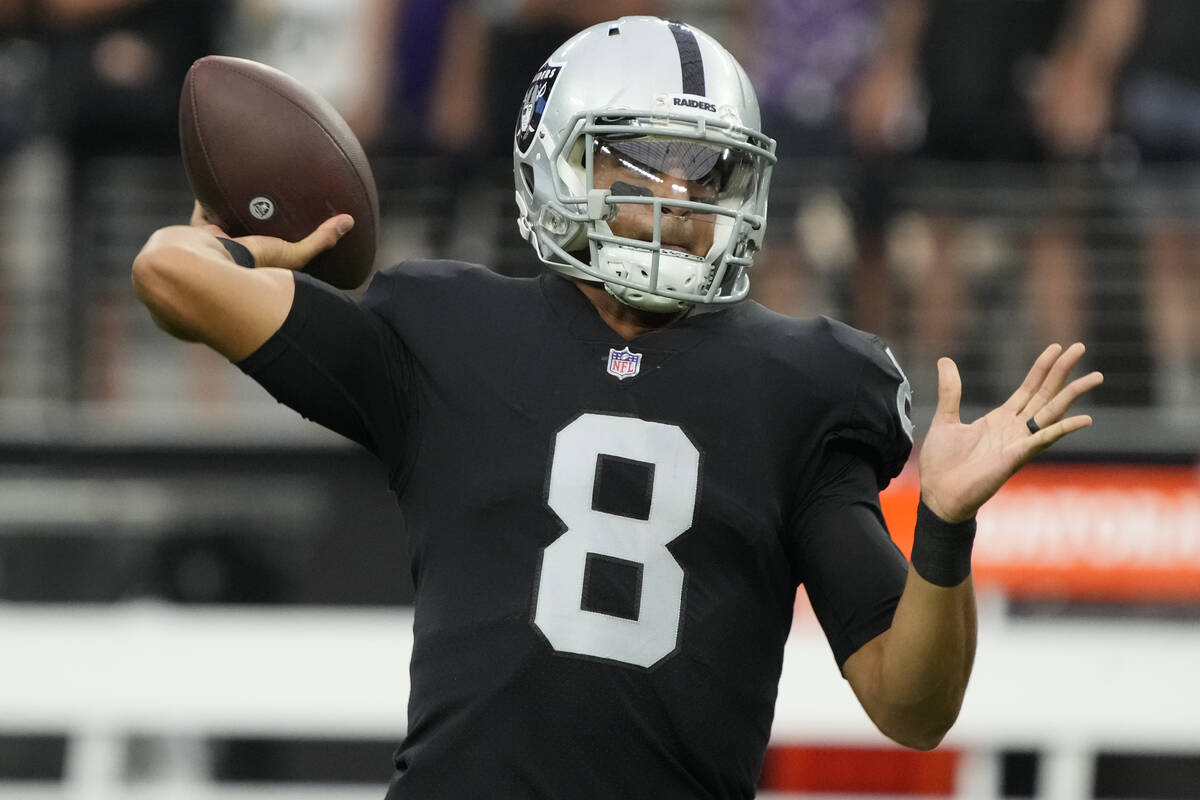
[596,243,715,314]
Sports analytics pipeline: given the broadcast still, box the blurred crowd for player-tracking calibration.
[731,0,1200,414]
[0,0,1197,419]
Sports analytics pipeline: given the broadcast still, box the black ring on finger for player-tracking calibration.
[1026,417,1041,435]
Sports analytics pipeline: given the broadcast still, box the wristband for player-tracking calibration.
[910,500,976,587]
[217,237,255,269]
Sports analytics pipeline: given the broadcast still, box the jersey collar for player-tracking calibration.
[539,272,733,350]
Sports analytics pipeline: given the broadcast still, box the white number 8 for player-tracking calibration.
[533,413,699,668]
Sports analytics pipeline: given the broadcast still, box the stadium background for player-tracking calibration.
[1,0,1199,798]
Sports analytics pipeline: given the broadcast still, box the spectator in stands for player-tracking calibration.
[415,0,663,273]
[466,1,665,160]
[222,0,400,149]
[0,3,40,156]
[377,0,468,156]
[844,0,1134,400]
[1114,0,1200,414]
[730,0,898,328]
[45,0,222,158]
[43,0,227,402]
[0,4,46,399]
[223,0,424,263]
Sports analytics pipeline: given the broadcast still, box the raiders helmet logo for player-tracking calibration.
[516,64,561,154]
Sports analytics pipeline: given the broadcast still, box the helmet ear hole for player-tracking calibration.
[520,163,535,194]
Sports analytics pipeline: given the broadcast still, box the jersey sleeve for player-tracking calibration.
[780,318,915,669]
[821,319,915,488]
[236,272,414,481]
[788,445,909,670]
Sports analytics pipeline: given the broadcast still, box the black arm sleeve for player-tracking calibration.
[789,444,910,671]
[236,272,413,478]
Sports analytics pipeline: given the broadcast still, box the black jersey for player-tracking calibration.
[238,261,914,800]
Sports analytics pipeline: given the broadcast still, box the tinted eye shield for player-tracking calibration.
[604,181,718,208]
[585,143,759,225]
[560,109,773,187]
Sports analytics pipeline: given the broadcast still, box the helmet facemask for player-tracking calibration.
[524,110,776,312]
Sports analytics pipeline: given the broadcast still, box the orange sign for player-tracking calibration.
[880,463,1200,602]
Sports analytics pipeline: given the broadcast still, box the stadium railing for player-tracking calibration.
[0,143,1196,458]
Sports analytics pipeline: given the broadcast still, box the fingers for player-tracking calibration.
[1001,343,1102,465]
[191,202,229,238]
[1028,369,1104,430]
[190,200,224,231]
[287,214,354,265]
[1018,368,1102,467]
[1021,342,1087,418]
[1003,343,1063,413]
[1017,413,1094,462]
[189,200,207,226]
[934,357,962,425]
[245,214,354,271]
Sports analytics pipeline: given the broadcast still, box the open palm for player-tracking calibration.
[919,343,1104,523]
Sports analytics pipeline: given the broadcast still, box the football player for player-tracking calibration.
[132,16,1102,799]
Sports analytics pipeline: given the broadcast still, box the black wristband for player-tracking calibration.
[217,237,255,269]
[910,500,976,587]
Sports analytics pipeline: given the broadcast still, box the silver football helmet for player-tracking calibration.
[513,16,777,313]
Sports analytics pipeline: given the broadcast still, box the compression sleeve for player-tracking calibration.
[789,444,909,670]
[236,272,413,478]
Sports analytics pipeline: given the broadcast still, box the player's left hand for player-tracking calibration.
[919,343,1103,523]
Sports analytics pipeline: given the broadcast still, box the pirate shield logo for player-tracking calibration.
[515,63,560,154]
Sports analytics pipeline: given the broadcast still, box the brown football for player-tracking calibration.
[179,55,379,289]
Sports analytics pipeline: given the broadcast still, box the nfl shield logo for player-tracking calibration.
[606,347,642,380]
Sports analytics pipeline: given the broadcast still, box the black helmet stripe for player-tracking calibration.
[667,21,706,96]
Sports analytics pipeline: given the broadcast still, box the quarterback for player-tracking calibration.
[132,17,1102,799]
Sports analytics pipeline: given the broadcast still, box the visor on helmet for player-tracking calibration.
[592,136,765,210]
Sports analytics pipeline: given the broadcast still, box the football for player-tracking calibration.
[179,55,379,289]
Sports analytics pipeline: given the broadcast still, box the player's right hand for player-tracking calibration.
[190,200,222,230]
[187,200,355,272]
